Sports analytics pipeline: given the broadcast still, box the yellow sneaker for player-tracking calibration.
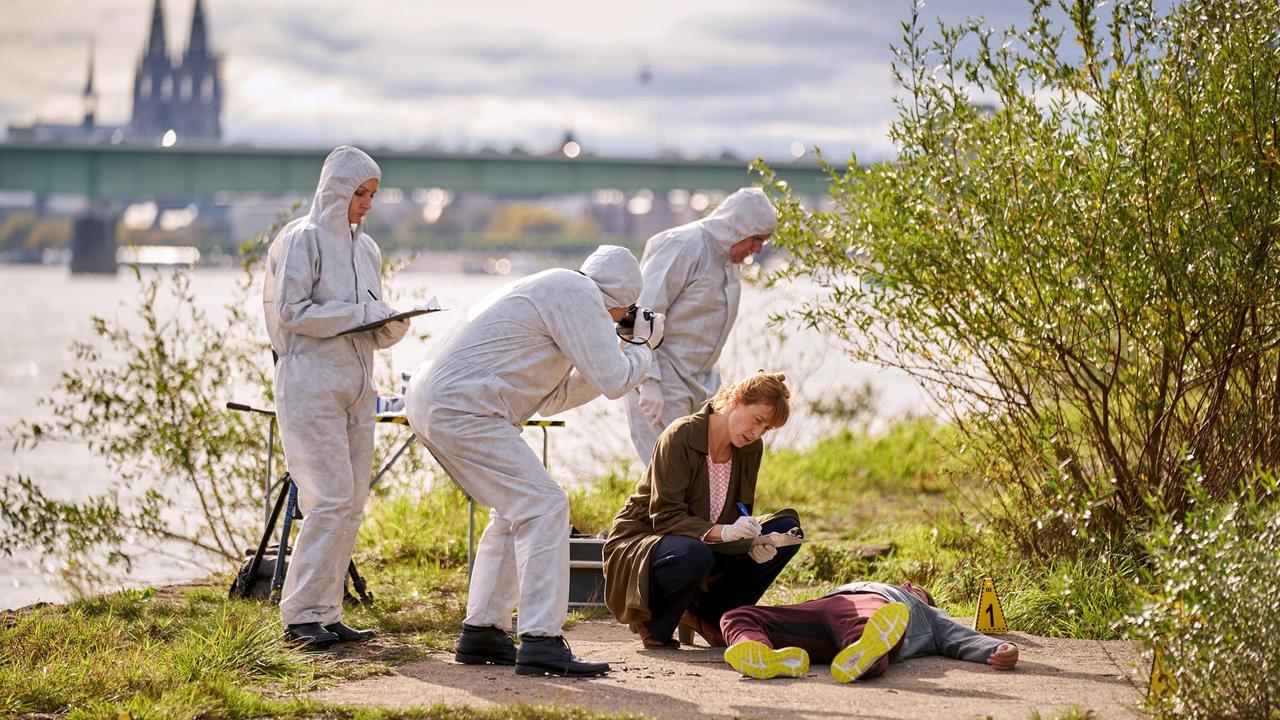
[724,640,810,680]
[830,601,910,683]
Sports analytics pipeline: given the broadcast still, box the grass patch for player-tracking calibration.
[1,415,1144,717]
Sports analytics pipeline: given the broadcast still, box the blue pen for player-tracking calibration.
[736,502,750,517]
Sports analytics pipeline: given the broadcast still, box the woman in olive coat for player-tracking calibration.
[603,372,802,648]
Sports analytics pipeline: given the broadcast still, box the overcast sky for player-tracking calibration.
[3,0,1080,161]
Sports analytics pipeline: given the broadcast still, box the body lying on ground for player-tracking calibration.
[719,580,1019,682]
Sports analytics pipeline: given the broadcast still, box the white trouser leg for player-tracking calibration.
[422,412,570,637]
[624,390,663,464]
[463,510,520,630]
[277,361,374,627]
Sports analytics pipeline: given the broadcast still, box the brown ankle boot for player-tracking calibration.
[629,622,680,649]
[680,611,725,647]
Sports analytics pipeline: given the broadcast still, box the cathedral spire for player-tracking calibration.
[82,38,97,128]
[83,38,96,98]
[186,0,208,60]
[144,0,167,60]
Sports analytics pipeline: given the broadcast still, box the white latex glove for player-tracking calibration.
[720,515,762,542]
[638,379,664,422]
[644,312,666,350]
[381,317,411,343]
[748,542,778,564]
[366,300,398,322]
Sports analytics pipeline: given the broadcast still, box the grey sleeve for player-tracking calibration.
[367,242,403,350]
[542,281,652,400]
[930,609,1006,663]
[635,237,697,382]
[274,229,374,338]
[539,368,604,415]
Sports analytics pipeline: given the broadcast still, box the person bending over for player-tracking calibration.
[719,580,1019,681]
[405,245,660,678]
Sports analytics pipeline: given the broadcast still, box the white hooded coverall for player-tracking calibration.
[405,245,652,637]
[263,145,407,626]
[624,187,777,462]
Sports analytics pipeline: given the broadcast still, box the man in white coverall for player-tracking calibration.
[263,145,410,649]
[625,187,776,463]
[405,245,663,677]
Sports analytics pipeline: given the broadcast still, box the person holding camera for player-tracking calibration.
[262,145,410,650]
[624,187,777,464]
[603,372,802,650]
[404,245,662,677]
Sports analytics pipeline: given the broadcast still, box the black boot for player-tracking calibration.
[455,623,517,665]
[515,635,609,677]
[285,622,339,650]
[325,621,375,643]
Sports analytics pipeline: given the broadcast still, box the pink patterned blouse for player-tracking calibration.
[707,455,732,522]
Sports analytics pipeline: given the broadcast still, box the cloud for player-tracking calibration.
[5,0,1172,160]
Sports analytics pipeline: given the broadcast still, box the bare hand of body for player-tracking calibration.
[987,643,1019,670]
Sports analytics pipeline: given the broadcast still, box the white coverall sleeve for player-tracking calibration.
[539,368,596,415]
[636,238,697,381]
[274,229,377,338]
[542,286,652,401]
[368,245,406,349]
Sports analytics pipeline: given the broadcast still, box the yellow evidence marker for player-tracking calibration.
[723,640,811,680]
[974,577,1008,633]
[830,601,910,683]
[1147,645,1175,703]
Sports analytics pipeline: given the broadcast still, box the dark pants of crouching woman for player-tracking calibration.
[643,516,802,643]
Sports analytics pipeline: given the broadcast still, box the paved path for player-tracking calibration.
[310,620,1149,719]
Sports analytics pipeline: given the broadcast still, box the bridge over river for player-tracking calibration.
[0,142,830,272]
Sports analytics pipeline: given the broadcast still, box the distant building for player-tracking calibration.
[132,0,223,144]
[7,0,223,146]
[6,41,124,143]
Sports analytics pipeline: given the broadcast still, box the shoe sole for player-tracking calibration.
[724,640,810,680]
[284,635,338,651]
[515,664,609,678]
[456,652,516,666]
[830,602,909,683]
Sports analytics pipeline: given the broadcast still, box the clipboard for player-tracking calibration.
[338,306,446,336]
[752,528,806,548]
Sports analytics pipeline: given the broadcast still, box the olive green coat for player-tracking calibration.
[603,403,764,625]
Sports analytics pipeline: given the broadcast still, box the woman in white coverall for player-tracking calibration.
[405,245,664,677]
[263,145,410,649]
[625,187,776,463]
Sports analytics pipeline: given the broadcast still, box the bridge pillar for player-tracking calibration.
[69,210,117,275]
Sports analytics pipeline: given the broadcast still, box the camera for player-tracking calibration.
[616,304,655,343]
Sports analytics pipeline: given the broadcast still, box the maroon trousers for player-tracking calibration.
[720,592,901,678]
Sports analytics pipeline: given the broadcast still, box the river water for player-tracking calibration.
[0,260,928,609]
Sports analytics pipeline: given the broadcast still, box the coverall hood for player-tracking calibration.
[699,187,776,253]
[580,244,642,308]
[308,145,382,237]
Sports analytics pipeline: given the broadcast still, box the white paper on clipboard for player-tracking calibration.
[751,528,805,548]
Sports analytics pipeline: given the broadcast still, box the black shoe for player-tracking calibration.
[325,621,375,643]
[285,622,339,650]
[515,635,609,677]
[455,623,517,665]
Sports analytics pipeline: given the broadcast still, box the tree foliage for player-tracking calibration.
[1129,475,1280,719]
[756,0,1280,552]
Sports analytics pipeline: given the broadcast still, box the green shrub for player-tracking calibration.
[1128,475,1280,719]
[756,0,1280,554]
